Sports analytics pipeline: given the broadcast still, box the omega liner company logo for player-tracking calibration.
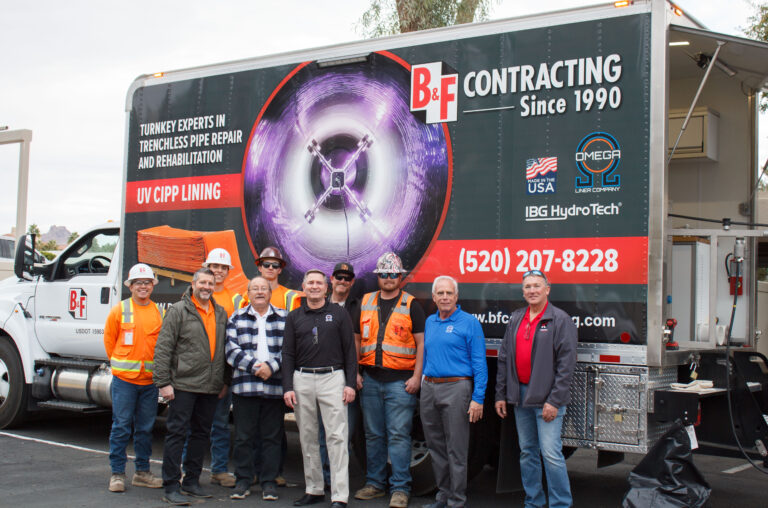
[410,62,459,124]
[574,131,621,192]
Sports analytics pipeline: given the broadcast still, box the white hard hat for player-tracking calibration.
[124,263,158,287]
[203,248,234,268]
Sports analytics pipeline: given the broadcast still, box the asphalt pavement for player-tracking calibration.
[1,412,766,507]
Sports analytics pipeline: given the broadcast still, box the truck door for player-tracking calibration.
[34,229,119,359]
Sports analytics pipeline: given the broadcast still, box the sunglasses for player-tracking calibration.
[523,269,545,278]
[334,274,353,282]
[378,273,401,279]
[260,261,281,269]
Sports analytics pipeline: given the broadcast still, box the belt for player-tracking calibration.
[298,366,342,374]
[424,376,472,384]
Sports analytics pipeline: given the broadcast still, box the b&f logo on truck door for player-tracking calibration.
[68,288,87,320]
[410,62,458,123]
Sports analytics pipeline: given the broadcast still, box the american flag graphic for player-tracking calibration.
[526,157,558,179]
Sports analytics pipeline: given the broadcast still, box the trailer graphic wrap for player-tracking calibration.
[242,53,452,280]
[125,14,650,344]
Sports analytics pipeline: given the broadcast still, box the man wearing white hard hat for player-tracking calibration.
[182,248,245,488]
[204,248,245,318]
[103,263,164,493]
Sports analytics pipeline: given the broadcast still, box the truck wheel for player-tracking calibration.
[0,337,29,429]
[408,412,435,496]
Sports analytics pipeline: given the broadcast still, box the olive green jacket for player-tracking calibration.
[153,287,230,394]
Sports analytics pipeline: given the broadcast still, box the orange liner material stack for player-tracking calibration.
[137,225,250,296]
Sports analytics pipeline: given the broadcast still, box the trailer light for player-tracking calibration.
[152,72,164,78]
[671,4,683,16]
[316,54,370,68]
[669,41,690,46]
[613,1,632,7]
[599,355,621,363]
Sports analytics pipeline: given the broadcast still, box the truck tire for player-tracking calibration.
[0,337,29,429]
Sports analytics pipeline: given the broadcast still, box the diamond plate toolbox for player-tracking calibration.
[562,363,677,453]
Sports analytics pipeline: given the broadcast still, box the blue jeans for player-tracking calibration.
[109,376,158,474]
[513,384,572,508]
[360,371,417,493]
[209,389,231,473]
[182,388,231,474]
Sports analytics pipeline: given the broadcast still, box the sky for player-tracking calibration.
[0,0,763,237]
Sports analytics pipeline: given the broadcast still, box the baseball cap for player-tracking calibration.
[332,262,355,277]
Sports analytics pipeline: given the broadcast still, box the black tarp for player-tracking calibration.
[622,421,711,507]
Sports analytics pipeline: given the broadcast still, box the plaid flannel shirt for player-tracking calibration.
[225,304,286,398]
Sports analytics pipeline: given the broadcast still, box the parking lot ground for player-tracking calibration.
[1,413,766,507]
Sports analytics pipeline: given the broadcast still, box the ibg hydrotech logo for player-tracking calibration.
[574,131,621,193]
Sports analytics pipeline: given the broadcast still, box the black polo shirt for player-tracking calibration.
[282,300,357,392]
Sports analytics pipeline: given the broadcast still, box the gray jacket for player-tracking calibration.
[153,287,229,394]
[495,302,577,409]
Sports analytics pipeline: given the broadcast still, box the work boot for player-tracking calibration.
[108,473,126,493]
[132,470,163,488]
[389,491,409,508]
[354,484,386,500]
[276,475,287,487]
[210,471,236,487]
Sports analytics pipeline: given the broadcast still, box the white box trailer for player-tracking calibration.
[1,0,768,492]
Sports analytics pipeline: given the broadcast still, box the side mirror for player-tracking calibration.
[14,234,37,280]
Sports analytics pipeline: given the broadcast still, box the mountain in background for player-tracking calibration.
[40,225,71,247]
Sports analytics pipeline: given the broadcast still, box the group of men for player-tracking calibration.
[104,246,577,508]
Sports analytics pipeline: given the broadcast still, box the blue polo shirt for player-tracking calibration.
[423,305,488,404]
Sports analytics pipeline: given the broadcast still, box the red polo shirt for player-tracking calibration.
[515,303,548,384]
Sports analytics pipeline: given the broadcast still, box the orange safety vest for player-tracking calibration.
[359,291,416,370]
[110,298,164,383]
[271,285,303,311]
[213,288,245,317]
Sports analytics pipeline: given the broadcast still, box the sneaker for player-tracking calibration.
[210,471,236,487]
[163,489,192,506]
[132,470,163,488]
[389,491,409,508]
[263,483,278,501]
[230,481,251,500]
[354,484,386,500]
[180,482,212,498]
[108,473,126,493]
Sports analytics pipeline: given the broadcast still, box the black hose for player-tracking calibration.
[724,259,768,474]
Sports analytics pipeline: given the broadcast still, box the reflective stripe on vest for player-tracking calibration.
[285,290,300,310]
[382,343,416,355]
[233,293,243,310]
